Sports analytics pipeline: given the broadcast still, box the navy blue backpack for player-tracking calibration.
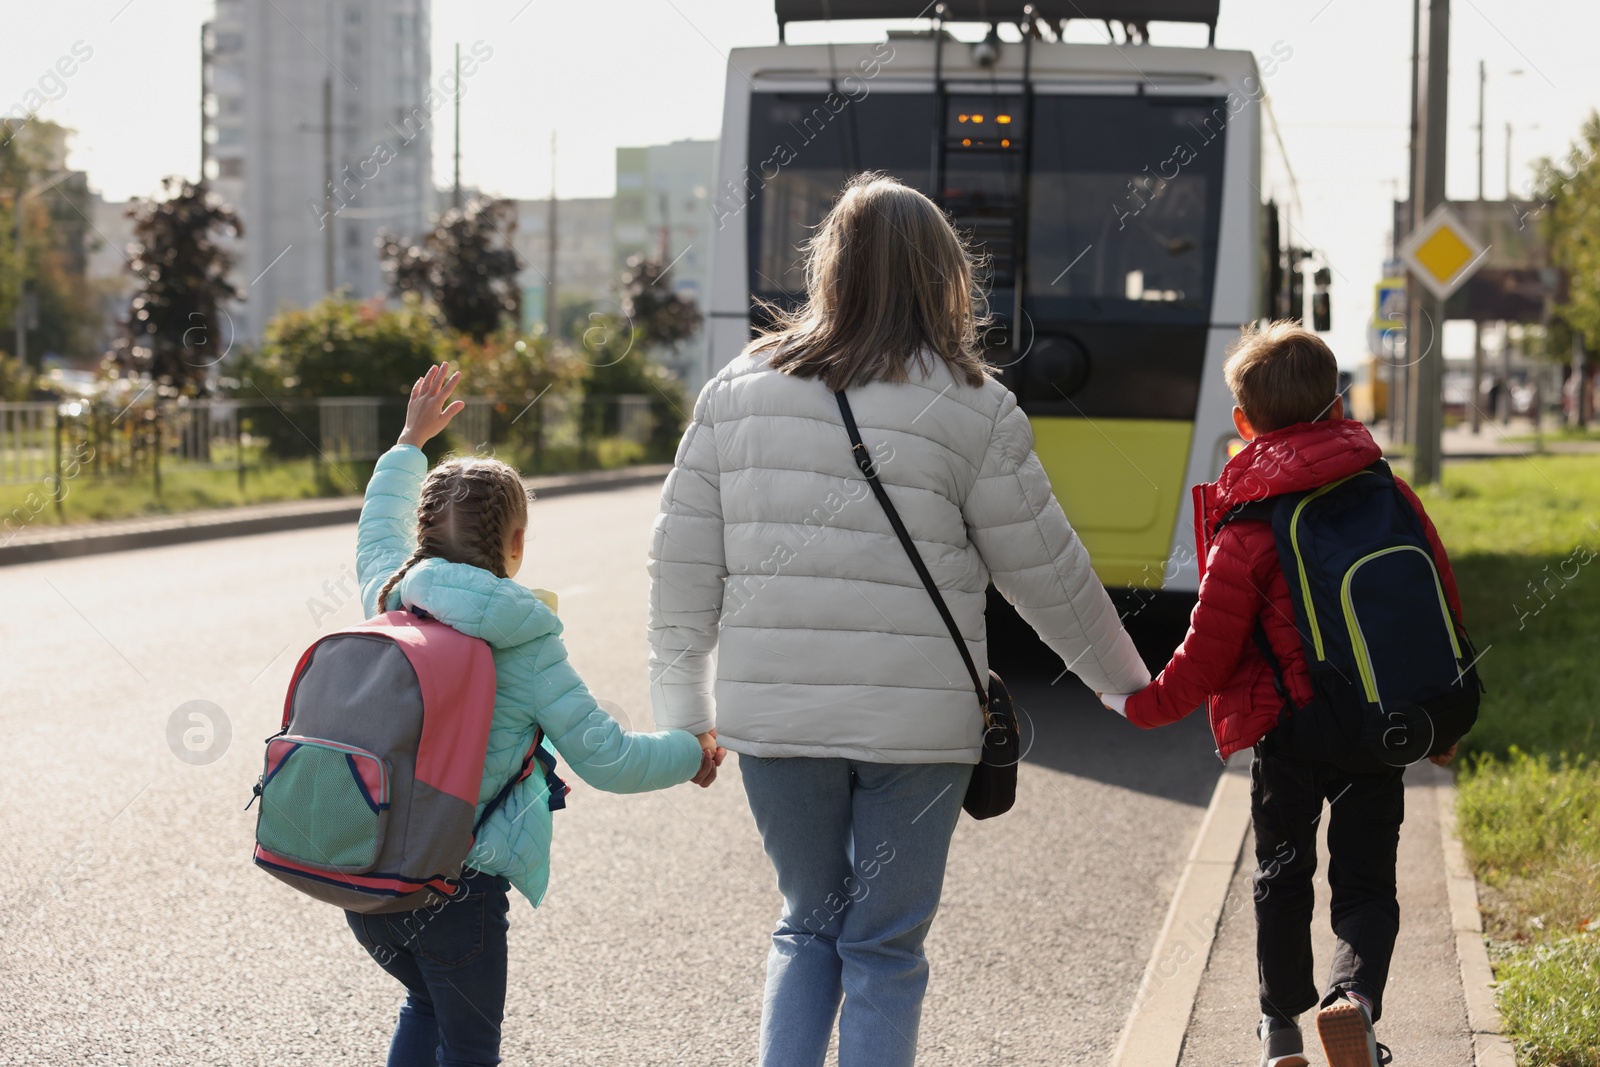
[1218,459,1482,771]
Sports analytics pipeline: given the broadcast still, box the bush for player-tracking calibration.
[447,330,586,469]
[238,295,449,398]
[579,315,688,460]
[228,296,449,460]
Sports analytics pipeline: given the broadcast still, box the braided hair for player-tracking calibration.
[376,457,531,615]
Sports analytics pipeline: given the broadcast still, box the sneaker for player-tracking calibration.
[1259,1014,1309,1067]
[1317,998,1379,1067]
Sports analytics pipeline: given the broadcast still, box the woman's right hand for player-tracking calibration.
[397,362,465,448]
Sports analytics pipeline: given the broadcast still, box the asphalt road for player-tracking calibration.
[0,482,1220,1066]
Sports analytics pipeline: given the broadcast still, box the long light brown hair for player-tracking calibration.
[376,457,529,614]
[753,172,990,390]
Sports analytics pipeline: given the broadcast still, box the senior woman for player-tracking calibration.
[647,173,1150,1066]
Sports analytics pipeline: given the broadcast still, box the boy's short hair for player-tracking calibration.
[1223,320,1340,434]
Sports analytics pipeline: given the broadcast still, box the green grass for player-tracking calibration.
[1420,454,1600,1066]
[1493,932,1600,1067]
[0,460,369,531]
[1414,455,1600,757]
[0,435,660,532]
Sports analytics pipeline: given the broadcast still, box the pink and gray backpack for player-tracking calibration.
[250,611,544,913]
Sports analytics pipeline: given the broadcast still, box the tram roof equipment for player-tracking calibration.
[773,1,1221,42]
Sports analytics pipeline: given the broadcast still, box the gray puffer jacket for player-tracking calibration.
[647,347,1151,763]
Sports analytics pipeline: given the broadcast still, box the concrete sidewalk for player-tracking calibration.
[1373,417,1600,460]
[1176,762,1489,1067]
[0,463,671,566]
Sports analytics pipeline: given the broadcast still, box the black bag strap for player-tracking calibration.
[473,727,544,834]
[1210,497,1277,540]
[835,390,988,708]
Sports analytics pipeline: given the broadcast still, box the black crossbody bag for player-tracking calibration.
[834,390,1020,820]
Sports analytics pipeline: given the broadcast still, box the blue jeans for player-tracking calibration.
[740,755,973,1067]
[345,870,511,1067]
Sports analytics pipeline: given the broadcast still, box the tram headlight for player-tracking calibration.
[1215,436,1248,478]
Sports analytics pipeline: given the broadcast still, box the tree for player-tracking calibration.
[107,177,242,394]
[0,119,101,368]
[619,252,703,349]
[0,351,32,400]
[379,197,520,342]
[1536,113,1600,356]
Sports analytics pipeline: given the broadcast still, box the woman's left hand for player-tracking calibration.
[691,729,727,787]
[397,362,465,448]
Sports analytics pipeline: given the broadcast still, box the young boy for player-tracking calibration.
[1101,322,1462,1067]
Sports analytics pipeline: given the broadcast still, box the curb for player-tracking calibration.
[1109,754,1253,1067]
[0,464,672,568]
[1434,764,1517,1067]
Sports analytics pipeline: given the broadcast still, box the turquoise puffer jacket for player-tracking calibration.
[355,445,702,906]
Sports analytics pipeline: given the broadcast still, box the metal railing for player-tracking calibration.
[0,392,674,498]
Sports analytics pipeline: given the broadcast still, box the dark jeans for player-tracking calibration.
[1251,747,1405,1023]
[345,870,511,1067]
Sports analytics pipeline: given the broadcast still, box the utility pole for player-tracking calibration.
[1504,121,1513,199]
[1476,60,1485,201]
[1573,334,1589,429]
[452,43,462,210]
[1502,323,1514,424]
[1396,0,1422,444]
[298,76,346,296]
[200,24,210,188]
[1469,59,1485,434]
[1407,0,1449,485]
[323,77,335,294]
[12,196,21,369]
[544,131,557,338]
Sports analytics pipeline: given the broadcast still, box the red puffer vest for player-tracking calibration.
[1123,419,1462,760]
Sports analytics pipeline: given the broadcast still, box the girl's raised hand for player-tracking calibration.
[397,362,466,449]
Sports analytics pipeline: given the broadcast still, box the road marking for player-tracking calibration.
[1108,755,1253,1067]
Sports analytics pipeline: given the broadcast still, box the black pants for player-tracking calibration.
[1251,747,1405,1022]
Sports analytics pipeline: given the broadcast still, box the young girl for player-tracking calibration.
[350,362,718,1066]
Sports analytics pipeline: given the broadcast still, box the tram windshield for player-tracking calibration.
[744,89,1227,326]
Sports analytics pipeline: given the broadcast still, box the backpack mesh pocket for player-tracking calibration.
[256,737,389,873]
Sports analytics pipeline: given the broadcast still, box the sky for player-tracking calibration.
[4,0,1595,366]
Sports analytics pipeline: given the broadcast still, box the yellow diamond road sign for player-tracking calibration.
[1399,203,1489,301]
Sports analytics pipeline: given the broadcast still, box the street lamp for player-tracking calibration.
[1501,69,1527,199]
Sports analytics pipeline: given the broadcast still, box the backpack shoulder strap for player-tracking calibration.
[473,727,544,834]
[835,390,988,708]
[1210,497,1278,539]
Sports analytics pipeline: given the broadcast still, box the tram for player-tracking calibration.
[706,1,1288,595]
